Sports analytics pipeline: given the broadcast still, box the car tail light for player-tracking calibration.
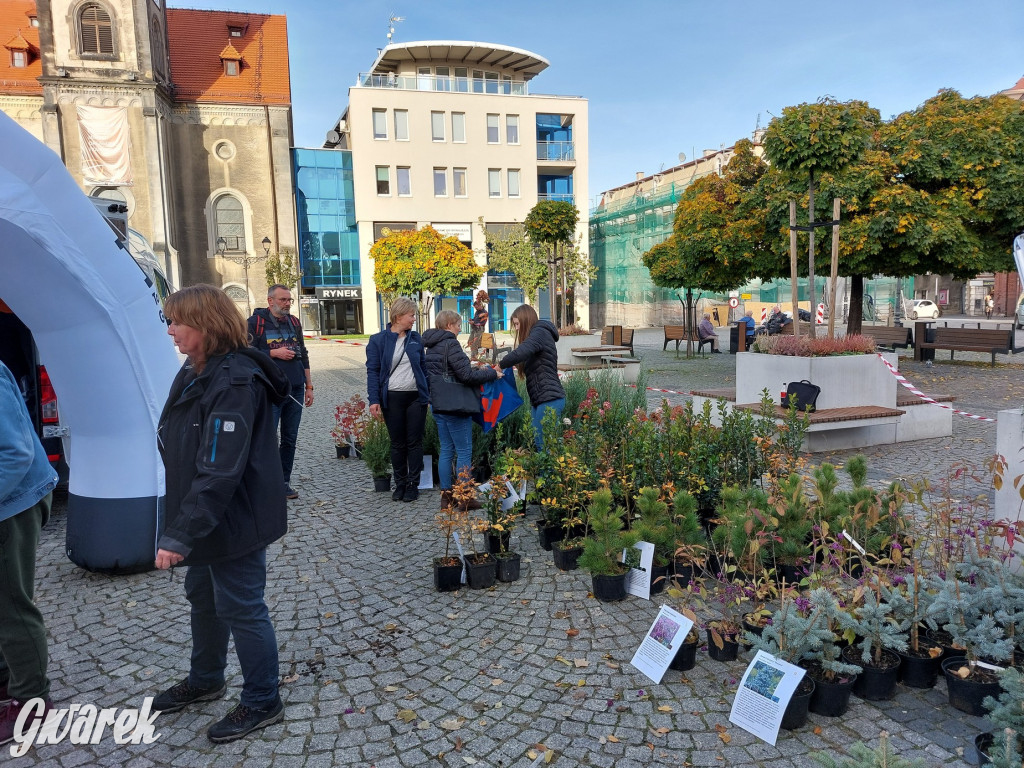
[39,366,59,424]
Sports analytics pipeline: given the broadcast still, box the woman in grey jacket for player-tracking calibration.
[498,304,565,449]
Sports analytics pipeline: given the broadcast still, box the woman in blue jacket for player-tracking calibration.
[366,297,429,502]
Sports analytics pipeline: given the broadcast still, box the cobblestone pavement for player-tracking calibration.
[19,328,1023,767]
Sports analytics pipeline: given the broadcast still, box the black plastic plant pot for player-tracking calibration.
[537,521,565,551]
[942,657,1001,717]
[336,444,351,459]
[373,474,392,492]
[808,673,856,718]
[591,572,627,602]
[464,555,497,590]
[780,677,815,731]
[842,647,900,701]
[897,645,942,689]
[705,627,739,662]
[669,639,698,671]
[975,732,993,767]
[495,552,521,583]
[552,542,582,571]
[433,557,462,592]
[486,532,510,555]
[649,563,670,594]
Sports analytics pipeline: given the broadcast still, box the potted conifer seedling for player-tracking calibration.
[361,414,392,492]
[578,487,638,602]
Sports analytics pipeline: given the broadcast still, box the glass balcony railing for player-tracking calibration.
[538,193,574,203]
[357,73,528,95]
[537,141,575,162]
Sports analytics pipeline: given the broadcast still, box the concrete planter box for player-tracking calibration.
[555,334,601,365]
[735,352,897,409]
[995,408,1024,570]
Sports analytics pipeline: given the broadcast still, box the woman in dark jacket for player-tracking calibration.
[423,309,497,509]
[365,297,429,502]
[153,284,290,743]
[498,304,565,449]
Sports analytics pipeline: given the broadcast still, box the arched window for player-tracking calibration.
[213,195,245,253]
[80,4,114,56]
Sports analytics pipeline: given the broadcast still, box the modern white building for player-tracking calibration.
[323,40,588,334]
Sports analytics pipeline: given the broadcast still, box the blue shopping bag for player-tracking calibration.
[474,367,524,433]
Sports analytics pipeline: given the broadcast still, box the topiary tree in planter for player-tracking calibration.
[579,487,638,602]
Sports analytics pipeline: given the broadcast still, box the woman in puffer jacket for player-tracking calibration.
[497,304,565,450]
[422,310,497,509]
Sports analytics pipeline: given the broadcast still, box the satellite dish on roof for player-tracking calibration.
[325,129,341,146]
[678,152,687,164]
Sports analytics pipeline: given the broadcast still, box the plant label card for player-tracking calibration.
[728,650,806,746]
[629,605,695,684]
[623,541,655,600]
[451,531,468,584]
[418,455,434,490]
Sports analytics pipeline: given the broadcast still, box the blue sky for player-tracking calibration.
[172,0,1024,207]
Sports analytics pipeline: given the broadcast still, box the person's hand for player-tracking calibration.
[304,387,314,407]
[271,347,296,360]
[492,364,502,372]
[369,403,382,418]
[155,548,184,570]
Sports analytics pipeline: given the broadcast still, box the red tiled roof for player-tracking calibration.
[0,1,41,96]
[166,9,290,106]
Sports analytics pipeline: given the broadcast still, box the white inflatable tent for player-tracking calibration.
[0,112,179,572]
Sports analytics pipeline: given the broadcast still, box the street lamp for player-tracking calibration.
[217,235,267,316]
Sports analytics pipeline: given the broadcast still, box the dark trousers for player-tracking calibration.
[184,548,280,709]
[383,390,427,490]
[0,493,52,701]
[272,384,304,485]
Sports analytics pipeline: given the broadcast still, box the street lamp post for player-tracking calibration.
[218,236,269,316]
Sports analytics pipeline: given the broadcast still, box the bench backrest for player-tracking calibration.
[932,327,1011,348]
[621,328,634,345]
[864,326,912,347]
[664,325,688,340]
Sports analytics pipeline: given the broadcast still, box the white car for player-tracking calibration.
[908,299,941,320]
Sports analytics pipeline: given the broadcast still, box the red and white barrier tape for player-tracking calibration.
[875,353,995,423]
[310,336,367,347]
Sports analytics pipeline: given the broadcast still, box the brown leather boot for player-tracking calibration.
[440,490,454,510]
[460,495,483,511]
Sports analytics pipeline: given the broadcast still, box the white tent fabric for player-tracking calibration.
[76,104,133,186]
[0,111,178,571]
[1014,233,1024,291]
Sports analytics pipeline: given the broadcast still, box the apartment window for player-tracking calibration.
[454,67,468,92]
[508,169,521,198]
[431,111,445,142]
[417,66,431,90]
[397,167,411,197]
[453,168,467,198]
[394,110,409,141]
[488,169,501,198]
[223,59,239,77]
[376,166,390,195]
[452,112,466,143]
[506,115,519,144]
[485,71,499,94]
[372,109,387,140]
[11,50,27,68]
[435,66,450,91]
[486,114,499,144]
[472,69,484,93]
[79,4,115,55]
[433,168,447,197]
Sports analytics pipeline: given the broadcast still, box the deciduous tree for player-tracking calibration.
[525,201,579,326]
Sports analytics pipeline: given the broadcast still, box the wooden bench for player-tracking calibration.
[477,332,510,363]
[601,326,636,356]
[917,327,1021,366]
[663,324,714,355]
[733,403,905,430]
[863,325,913,350]
[896,392,955,407]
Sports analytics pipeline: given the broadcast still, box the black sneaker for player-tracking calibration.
[285,485,298,500]
[153,679,227,714]
[403,486,419,503]
[391,485,406,502]
[207,699,284,743]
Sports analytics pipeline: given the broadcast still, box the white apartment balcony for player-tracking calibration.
[357,72,530,95]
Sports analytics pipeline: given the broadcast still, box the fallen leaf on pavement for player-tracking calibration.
[650,727,670,736]
[574,659,589,668]
[607,735,620,743]
[439,718,463,731]
[657,705,673,712]
[566,629,579,637]
[281,674,299,684]
[554,656,573,667]
[397,709,417,723]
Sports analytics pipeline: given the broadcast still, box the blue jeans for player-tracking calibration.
[272,384,305,485]
[184,548,280,709]
[530,398,565,450]
[434,412,474,490]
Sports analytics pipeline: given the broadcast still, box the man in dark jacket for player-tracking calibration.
[248,285,313,500]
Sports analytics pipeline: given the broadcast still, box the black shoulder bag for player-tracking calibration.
[429,347,481,416]
[785,379,821,412]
